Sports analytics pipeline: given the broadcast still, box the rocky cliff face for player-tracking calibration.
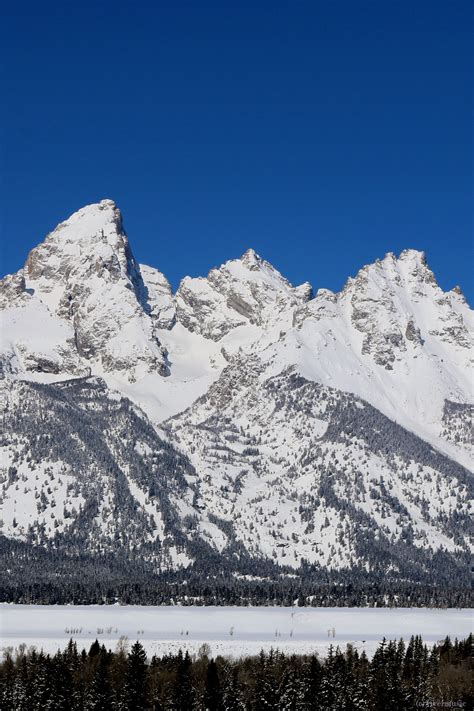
[1,200,472,586]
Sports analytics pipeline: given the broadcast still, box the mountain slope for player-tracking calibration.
[0,377,241,572]
[164,358,471,572]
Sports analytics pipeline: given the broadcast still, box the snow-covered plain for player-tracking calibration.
[0,605,471,659]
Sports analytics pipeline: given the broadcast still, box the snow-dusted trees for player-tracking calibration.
[0,635,471,710]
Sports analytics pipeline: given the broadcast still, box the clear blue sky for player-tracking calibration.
[1,1,472,300]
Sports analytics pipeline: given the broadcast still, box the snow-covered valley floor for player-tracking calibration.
[0,605,471,658]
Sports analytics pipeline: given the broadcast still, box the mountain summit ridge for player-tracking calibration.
[1,200,471,430]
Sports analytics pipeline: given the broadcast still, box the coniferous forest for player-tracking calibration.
[0,635,471,710]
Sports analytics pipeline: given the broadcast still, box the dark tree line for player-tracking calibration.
[1,535,471,608]
[0,635,471,710]
[8,527,468,610]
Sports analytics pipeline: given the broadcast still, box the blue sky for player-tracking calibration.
[1,1,472,300]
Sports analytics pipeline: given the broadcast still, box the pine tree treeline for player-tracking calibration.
[0,635,471,710]
[1,534,470,608]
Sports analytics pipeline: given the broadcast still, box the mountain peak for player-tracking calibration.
[240,248,261,269]
[175,248,312,340]
[344,248,436,295]
[98,197,116,208]
[375,249,427,266]
[398,247,427,265]
[6,200,169,380]
[49,199,121,238]
[24,199,131,287]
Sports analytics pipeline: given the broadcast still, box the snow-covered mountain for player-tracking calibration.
[1,200,472,597]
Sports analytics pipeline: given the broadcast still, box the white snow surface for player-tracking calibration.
[0,605,471,659]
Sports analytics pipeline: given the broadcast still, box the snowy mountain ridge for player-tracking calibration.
[1,200,472,593]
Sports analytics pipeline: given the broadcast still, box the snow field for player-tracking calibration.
[1,605,471,659]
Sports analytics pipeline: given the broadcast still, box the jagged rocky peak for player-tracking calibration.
[2,200,170,380]
[291,248,473,369]
[343,250,465,364]
[25,199,137,307]
[239,247,261,268]
[349,249,472,364]
[175,248,313,340]
[342,249,435,295]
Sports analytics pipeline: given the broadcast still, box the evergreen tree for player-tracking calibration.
[203,659,222,710]
[11,659,29,711]
[221,663,245,710]
[171,650,195,710]
[29,652,53,711]
[297,655,322,710]
[123,641,148,711]
[88,640,102,658]
[0,651,17,711]
[53,652,76,710]
[277,667,300,710]
[253,651,278,710]
[319,645,337,709]
[84,648,112,711]
[109,641,129,710]
[350,649,369,711]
